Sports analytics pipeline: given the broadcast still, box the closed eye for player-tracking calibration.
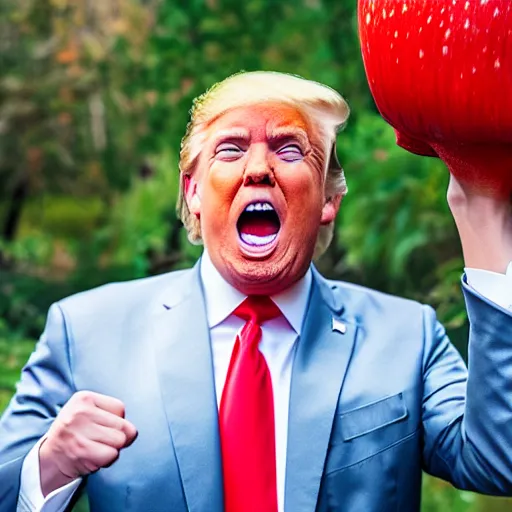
[277,144,304,162]
[215,143,244,160]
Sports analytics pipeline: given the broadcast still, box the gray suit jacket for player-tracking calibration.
[1,261,512,511]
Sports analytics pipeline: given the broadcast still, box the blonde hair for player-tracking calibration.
[177,71,350,258]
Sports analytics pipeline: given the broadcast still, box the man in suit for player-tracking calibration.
[1,71,512,512]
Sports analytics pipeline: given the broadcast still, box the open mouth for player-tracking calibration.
[237,201,281,248]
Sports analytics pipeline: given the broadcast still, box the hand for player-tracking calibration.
[39,391,137,497]
[447,173,512,273]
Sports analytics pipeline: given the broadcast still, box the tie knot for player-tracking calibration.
[233,296,281,325]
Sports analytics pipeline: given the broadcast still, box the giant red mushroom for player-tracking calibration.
[358,0,512,199]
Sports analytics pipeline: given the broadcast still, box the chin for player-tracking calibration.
[222,248,310,296]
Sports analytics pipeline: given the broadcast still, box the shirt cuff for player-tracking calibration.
[465,261,512,311]
[18,436,82,512]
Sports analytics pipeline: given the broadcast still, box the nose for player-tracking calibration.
[243,149,275,187]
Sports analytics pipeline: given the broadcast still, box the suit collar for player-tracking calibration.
[310,265,345,314]
[284,271,357,512]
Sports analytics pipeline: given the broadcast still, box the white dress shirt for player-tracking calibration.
[17,256,512,512]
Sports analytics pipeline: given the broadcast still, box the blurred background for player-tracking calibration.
[0,0,510,510]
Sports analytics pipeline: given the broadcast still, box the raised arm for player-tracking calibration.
[421,175,512,493]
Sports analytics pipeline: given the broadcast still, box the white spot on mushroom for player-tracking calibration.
[402,3,408,13]
[406,31,410,38]
[391,42,394,49]
[445,29,451,39]
[483,45,487,53]
[460,72,464,79]
[390,8,395,16]
[450,14,454,22]
[495,58,501,69]
[383,8,387,18]
[472,67,477,74]
[441,7,445,13]
[427,15,432,23]
[394,30,399,38]
[480,0,488,4]
[494,7,500,17]
[419,27,423,33]
[419,49,424,58]
[442,46,449,55]
[465,1,470,9]
[464,18,470,29]
[440,20,444,27]
[366,13,371,24]
[396,57,400,64]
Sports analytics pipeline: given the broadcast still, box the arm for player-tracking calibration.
[422,285,512,494]
[0,304,76,511]
[446,174,512,275]
[421,175,512,493]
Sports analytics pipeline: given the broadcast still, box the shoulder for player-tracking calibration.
[319,276,440,370]
[56,267,192,318]
[322,275,428,326]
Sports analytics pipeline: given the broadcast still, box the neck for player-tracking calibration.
[203,249,311,296]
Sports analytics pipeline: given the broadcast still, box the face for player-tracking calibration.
[186,103,341,295]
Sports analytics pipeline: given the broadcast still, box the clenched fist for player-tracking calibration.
[39,391,137,497]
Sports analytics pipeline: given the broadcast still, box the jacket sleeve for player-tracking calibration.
[0,304,76,512]
[422,279,512,495]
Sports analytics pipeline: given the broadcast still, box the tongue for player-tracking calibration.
[239,215,279,237]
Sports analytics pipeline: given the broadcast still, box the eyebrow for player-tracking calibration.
[212,128,250,146]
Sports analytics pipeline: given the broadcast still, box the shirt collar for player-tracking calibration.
[200,249,312,334]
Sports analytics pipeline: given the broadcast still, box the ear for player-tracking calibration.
[184,175,201,218]
[320,194,342,225]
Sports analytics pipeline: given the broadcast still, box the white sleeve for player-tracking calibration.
[17,437,82,512]
[465,261,512,311]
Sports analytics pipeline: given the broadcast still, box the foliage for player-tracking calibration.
[0,320,34,410]
[421,477,478,512]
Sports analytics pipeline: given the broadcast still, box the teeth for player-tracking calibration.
[245,202,274,213]
[240,233,278,246]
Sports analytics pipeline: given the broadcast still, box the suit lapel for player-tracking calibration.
[284,269,358,512]
[151,263,223,512]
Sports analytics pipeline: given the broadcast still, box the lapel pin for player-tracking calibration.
[332,318,347,334]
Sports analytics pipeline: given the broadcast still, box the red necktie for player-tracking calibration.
[219,296,281,512]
